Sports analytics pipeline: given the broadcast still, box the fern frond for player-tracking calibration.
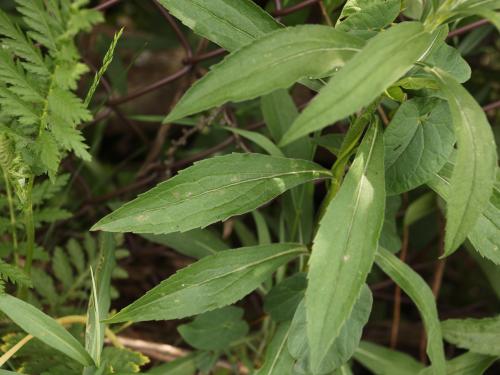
[0,10,50,77]
[0,49,44,102]
[35,206,71,225]
[0,86,39,126]
[0,259,32,292]
[15,0,62,53]
[36,131,61,177]
[48,87,92,125]
[32,173,70,205]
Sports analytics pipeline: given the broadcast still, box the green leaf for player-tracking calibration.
[85,233,116,365]
[146,354,198,375]
[53,247,73,290]
[305,123,385,372]
[404,192,436,227]
[37,131,60,176]
[100,346,149,373]
[424,42,471,83]
[141,229,229,259]
[379,195,402,252]
[280,22,434,146]
[105,243,306,323]
[375,247,446,374]
[431,69,497,255]
[92,153,330,234]
[157,0,279,51]
[468,246,500,300]
[178,306,249,350]
[428,163,500,264]
[384,98,455,195]
[419,351,497,375]
[255,322,294,375]
[0,294,94,366]
[223,127,284,157]
[289,285,372,374]
[337,0,402,34]
[261,89,298,144]
[441,315,500,356]
[264,273,306,322]
[147,355,197,375]
[165,25,363,123]
[354,341,425,375]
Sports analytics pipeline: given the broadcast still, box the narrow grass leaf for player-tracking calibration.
[255,322,294,375]
[375,247,446,374]
[0,294,93,366]
[354,341,425,375]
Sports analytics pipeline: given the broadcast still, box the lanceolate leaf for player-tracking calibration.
[384,98,455,195]
[306,124,385,372]
[105,243,306,323]
[157,0,279,51]
[419,351,497,375]
[441,315,500,356]
[255,322,294,375]
[165,26,364,123]
[280,22,434,146]
[354,341,425,375]
[431,68,497,255]
[0,294,94,366]
[375,247,446,374]
[290,286,373,374]
[92,153,330,234]
[428,163,500,264]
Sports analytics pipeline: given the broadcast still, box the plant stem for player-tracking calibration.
[2,169,19,266]
[18,175,35,299]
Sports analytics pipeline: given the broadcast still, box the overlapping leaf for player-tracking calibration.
[165,26,364,123]
[431,69,497,255]
[0,294,93,366]
[375,247,446,374]
[384,98,455,195]
[305,124,385,372]
[281,22,433,146]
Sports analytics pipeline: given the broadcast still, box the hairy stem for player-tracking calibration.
[18,176,35,299]
[2,169,19,266]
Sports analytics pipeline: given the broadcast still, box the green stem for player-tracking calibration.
[19,175,35,299]
[2,169,19,266]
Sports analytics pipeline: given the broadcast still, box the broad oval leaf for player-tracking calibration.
[0,294,94,366]
[92,153,330,234]
[280,22,434,146]
[263,272,307,322]
[165,26,364,123]
[305,123,385,372]
[255,322,294,375]
[337,0,401,36]
[441,315,500,356]
[384,98,455,195]
[105,243,306,323]
[431,69,497,255]
[354,341,425,375]
[423,42,471,83]
[157,0,279,52]
[375,247,446,374]
[178,306,249,351]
